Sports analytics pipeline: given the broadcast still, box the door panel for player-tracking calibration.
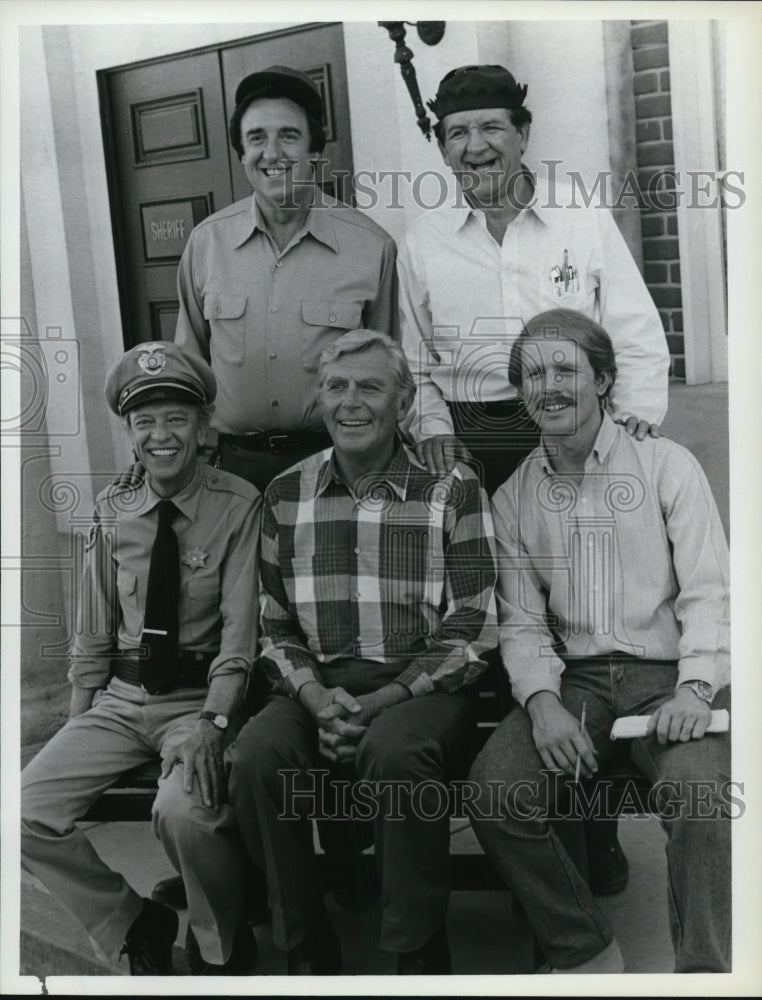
[101,24,353,349]
[105,52,233,345]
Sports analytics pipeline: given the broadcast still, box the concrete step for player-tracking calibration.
[21,878,190,977]
[21,881,126,977]
[19,816,674,975]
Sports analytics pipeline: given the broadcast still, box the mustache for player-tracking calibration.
[533,393,575,407]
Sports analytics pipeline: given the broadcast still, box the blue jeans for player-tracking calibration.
[468,658,731,971]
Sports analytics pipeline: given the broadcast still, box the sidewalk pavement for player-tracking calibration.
[20,812,674,979]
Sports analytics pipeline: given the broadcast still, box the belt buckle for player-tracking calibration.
[267,432,289,453]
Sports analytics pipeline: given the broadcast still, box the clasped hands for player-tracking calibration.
[299,680,411,763]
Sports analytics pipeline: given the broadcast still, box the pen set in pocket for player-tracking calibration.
[551,249,579,297]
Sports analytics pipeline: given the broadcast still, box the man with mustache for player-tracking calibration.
[469,309,730,973]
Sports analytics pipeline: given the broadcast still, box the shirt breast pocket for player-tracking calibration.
[116,567,142,634]
[187,572,219,603]
[300,300,364,372]
[185,572,220,642]
[542,251,596,312]
[204,293,247,367]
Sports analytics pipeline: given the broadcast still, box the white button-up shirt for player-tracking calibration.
[398,176,670,439]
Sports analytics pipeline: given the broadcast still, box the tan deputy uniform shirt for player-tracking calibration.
[175,195,398,435]
[68,464,262,689]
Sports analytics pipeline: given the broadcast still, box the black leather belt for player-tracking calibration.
[219,429,331,454]
[113,649,214,689]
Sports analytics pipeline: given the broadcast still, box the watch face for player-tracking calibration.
[688,681,713,703]
[201,711,228,729]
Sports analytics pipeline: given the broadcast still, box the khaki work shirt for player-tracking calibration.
[69,464,262,689]
[175,195,398,435]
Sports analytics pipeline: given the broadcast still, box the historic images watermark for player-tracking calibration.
[283,160,745,212]
[279,769,746,824]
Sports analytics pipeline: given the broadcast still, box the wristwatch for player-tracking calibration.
[678,680,714,705]
[199,711,229,731]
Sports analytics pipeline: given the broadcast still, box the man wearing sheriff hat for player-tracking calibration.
[398,64,670,494]
[21,342,261,975]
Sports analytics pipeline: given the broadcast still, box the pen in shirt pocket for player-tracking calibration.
[550,252,579,295]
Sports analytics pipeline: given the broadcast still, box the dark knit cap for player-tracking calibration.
[428,65,528,120]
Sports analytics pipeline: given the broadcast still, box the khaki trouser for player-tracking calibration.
[21,677,245,965]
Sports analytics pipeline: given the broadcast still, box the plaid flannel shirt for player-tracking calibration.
[259,444,497,698]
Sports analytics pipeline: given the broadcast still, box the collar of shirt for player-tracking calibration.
[538,410,619,476]
[232,194,339,253]
[314,441,424,501]
[448,166,549,236]
[140,462,204,522]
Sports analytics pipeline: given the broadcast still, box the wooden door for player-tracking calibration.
[100,23,354,349]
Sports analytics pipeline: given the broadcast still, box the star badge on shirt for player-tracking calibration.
[181,548,208,570]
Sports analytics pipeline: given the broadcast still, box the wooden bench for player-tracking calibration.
[82,671,654,891]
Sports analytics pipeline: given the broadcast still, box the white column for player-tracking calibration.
[669,20,727,383]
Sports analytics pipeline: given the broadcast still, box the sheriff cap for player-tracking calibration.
[105,341,216,416]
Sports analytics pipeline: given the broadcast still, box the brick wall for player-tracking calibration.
[631,19,684,379]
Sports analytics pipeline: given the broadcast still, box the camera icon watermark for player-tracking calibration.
[1,317,80,437]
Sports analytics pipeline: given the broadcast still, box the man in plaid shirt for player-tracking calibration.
[228,329,497,975]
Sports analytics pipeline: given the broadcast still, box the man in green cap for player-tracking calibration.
[21,342,261,975]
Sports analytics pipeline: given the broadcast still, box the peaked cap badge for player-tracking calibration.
[136,343,168,376]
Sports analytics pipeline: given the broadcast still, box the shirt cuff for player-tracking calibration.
[207,653,252,682]
[675,657,721,692]
[393,663,436,697]
[287,666,324,699]
[511,673,562,710]
[67,660,111,690]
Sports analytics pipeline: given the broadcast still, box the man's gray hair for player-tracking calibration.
[318,329,416,398]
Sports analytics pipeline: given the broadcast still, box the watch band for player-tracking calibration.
[199,710,229,730]
[679,680,714,704]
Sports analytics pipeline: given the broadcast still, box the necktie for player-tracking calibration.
[140,499,180,693]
